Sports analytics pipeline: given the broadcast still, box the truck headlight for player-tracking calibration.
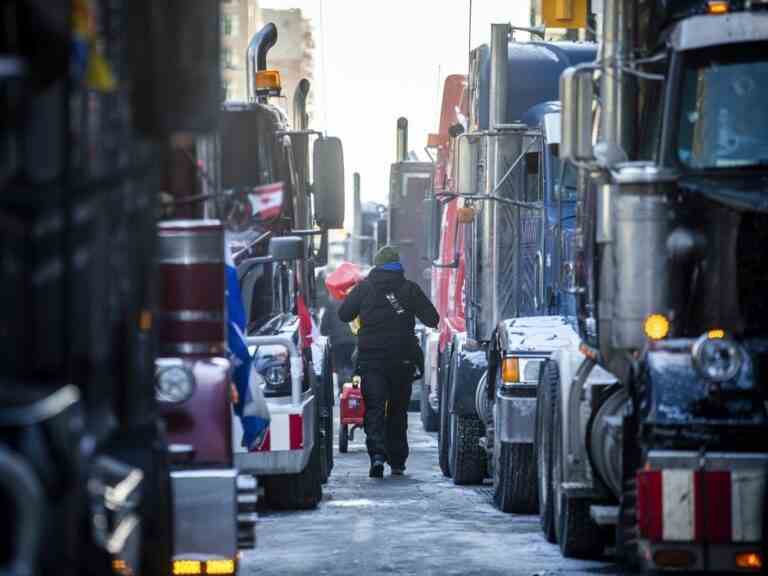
[501,357,544,384]
[692,334,742,382]
[156,365,195,403]
[264,365,287,387]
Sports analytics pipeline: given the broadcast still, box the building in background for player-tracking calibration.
[221,0,262,101]
[220,2,315,122]
[261,8,315,124]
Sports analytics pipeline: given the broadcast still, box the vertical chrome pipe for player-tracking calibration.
[293,78,310,130]
[489,23,509,130]
[352,172,362,262]
[396,117,408,161]
[246,23,277,103]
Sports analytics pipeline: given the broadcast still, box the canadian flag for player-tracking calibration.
[248,181,284,220]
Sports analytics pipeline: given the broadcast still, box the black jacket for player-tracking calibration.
[338,267,439,362]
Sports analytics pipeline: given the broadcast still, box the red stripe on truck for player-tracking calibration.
[695,470,731,543]
[638,470,663,542]
[289,414,303,450]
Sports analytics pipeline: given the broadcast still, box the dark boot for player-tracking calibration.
[369,455,385,478]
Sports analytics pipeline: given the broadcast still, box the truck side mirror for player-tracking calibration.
[269,236,303,261]
[313,137,345,229]
[560,66,594,163]
[456,137,478,196]
[423,195,441,262]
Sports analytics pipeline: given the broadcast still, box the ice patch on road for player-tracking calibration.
[327,498,421,508]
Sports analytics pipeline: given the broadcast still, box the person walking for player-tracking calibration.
[338,246,439,478]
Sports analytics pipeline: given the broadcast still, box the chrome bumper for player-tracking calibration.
[496,385,537,444]
[171,468,256,560]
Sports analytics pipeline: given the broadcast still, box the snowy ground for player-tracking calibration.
[241,411,624,576]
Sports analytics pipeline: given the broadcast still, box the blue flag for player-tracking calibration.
[226,240,270,449]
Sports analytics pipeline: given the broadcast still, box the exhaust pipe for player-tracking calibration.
[489,23,509,129]
[396,117,408,162]
[246,23,278,102]
[293,78,310,130]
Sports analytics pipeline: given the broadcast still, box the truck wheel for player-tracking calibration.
[536,360,558,542]
[262,441,322,510]
[320,355,334,483]
[493,441,538,513]
[557,490,605,559]
[449,413,486,485]
[438,351,452,477]
[420,379,439,432]
[338,422,348,453]
[552,383,603,558]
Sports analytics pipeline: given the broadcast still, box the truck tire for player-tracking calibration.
[552,382,603,558]
[420,379,439,432]
[535,359,558,543]
[319,354,334,484]
[262,441,322,510]
[338,422,348,453]
[493,442,538,513]
[438,351,452,477]
[449,413,486,485]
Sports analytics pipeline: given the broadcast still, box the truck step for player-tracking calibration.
[590,505,619,526]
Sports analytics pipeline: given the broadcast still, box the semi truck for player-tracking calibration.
[223,23,344,510]
[423,27,596,495]
[525,0,768,570]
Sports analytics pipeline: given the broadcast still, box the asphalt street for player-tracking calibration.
[242,409,625,576]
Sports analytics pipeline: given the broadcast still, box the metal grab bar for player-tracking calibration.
[245,335,303,405]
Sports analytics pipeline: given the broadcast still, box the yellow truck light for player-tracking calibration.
[254,69,282,96]
[736,552,762,570]
[172,560,201,575]
[501,357,520,383]
[707,1,729,14]
[644,314,670,341]
[707,328,725,339]
[206,559,236,574]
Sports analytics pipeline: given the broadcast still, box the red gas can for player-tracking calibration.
[338,376,365,453]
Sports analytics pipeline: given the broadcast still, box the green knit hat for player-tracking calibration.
[374,245,400,266]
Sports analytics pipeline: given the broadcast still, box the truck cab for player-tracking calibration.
[535,0,768,569]
[221,23,345,510]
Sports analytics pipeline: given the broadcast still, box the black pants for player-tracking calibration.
[359,361,413,467]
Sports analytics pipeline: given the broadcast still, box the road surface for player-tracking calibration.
[242,411,625,576]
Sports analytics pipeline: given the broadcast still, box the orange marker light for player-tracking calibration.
[707,329,725,339]
[644,314,670,341]
[501,357,520,383]
[736,552,762,570]
[707,1,729,14]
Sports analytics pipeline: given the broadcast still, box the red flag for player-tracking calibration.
[247,181,284,220]
[297,293,313,350]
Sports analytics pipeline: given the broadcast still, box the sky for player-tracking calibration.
[260,0,532,227]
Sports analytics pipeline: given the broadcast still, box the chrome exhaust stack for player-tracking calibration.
[396,117,408,161]
[246,23,278,103]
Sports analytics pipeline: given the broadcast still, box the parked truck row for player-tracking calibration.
[412,2,768,572]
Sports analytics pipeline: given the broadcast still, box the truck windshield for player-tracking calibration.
[677,43,768,169]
